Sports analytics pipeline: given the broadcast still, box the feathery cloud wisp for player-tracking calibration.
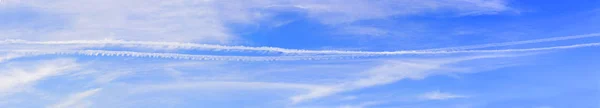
[419,90,468,100]
[1,0,512,42]
[0,58,79,96]
[290,54,515,103]
[49,88,102,108]
[129,81,328,94]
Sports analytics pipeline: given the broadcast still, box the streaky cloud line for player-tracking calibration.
[0,54,27,63]
[425,33,600,51]
[449,42,600,53]
[0,39,318,54]
[1,33,598,55]
[1,43,598,61]
[3,50,360,61]
[129,81,329,94]
[0,39,433,55]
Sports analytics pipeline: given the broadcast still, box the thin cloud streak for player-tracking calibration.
[3,42,600,55]
[0,54,26,63]
[2,50,355,61]
[49,88,102,108]
[0,43,598,62]
[419,90,468,100]
[129,81,328,94]
[290,54,530,103]
[2,33,599,55]
[446,42,600,53]
[426,33,600,50]
[0,58,79,95]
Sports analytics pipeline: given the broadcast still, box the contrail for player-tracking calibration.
[4,50,359,61]
[0,39,311,53]
[0,39,430,55]
[2,43,598,61]
[2,33,598,55]
[449,42,600,53]
[425,33,600,51]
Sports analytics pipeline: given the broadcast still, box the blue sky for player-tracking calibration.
[0,0,599,108]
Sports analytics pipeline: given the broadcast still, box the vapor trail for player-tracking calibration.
[349,42,600,55]
[449,42,600,53]
[2,33,598,55]
[0,39,311,53]
[4,50,357,61]
[2,43,598,61]
[0,39,428,55]
[425,33,600,51]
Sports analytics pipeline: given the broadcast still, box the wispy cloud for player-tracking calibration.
[0,58,79,96]
[419,90,468,100]
[1,0,513,42]
[2,0,268,42]
[126,80,334,104]
[0,0,597,107]
[0,53,25,63]
[93,71,132,84]
[287,0,512,24]
[338,101,383,108]
[49,88,102,108]
[290,54,517,103]
[129,81,327,94]
[426,33,600,50]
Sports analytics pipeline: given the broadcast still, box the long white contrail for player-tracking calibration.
[2,43,599,61]
[2,33,598,55]
[4,50,358,61]
[0,39,428,55]
[0,39,313,53]
[451,42,600,53]
[372,42,600,54]
[425,33,600,51]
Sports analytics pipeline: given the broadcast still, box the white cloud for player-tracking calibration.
[283,0,512,36]
[1,0,512,42]
[0,53,23,63]
[290,55,515,103]
[291,86,340,104]
[2,0,273,43]
[49,88,102,108]
[129,81,329,94]
[427,33,600,51]
[93,71,132,84]
[290,59,447,103]
[0,1,595,108]
[286,0,511,24]
[4,38,599,57]
[0,58,80,96]
[419,90,468,100]
[338,101,383,108]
